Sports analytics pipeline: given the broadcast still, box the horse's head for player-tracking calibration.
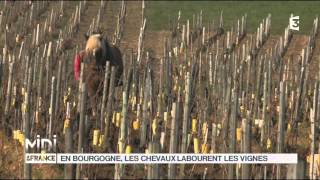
[84,33,107,61]
[74,33,107,81]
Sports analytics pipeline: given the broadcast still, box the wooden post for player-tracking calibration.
[253,56,264,120]
[37,52,44,101]
[119,90,129,178]
[228,88,238,179]
[211,123,217,153]
[45,41,52,98]
[4,56,13,131]
[103,67,117,152]
[64,103,75,179]
[36,23,39,46]
[55,60,62,120]
[76,83,86,179]
[83,114,90,152]
[24,67,33,179]
[168,101,179,179]
[187,20,190,47]
[131,54,138,112]
[147,142,153,179]
[180,72,192,177]
[277,81,286,179]
[261,72,268,145]
[48,76,56,139]
[62,53,68,91]
[100,62,110,131]
[293,58,306,132]
[60,1,64,17]
[310,81,319,179]
[241,118,251,179]
[141,0,145,26]
[219,11,223,30]
[29,3,34,26]
[222,77,232,150]
[246,52,251,98]
[151,142,160,179]
[77,62,85,113]
[140,67,150,148]
[33,49,39,88]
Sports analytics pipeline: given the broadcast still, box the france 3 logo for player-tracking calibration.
[289,15,299,31]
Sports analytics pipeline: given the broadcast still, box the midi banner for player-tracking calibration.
[25,153,298,164]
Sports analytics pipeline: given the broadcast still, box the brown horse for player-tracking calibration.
[74,33,123,117]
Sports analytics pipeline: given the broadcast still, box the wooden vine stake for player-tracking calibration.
[310,81,319,179]
[277,81,286,179]
[64,102,75,179]
[103,67,117,152]
[76,83,87,179]
[180,72,192,177]
[24,67,33,179]
[168,101,179,179]
[228,88,238,179]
